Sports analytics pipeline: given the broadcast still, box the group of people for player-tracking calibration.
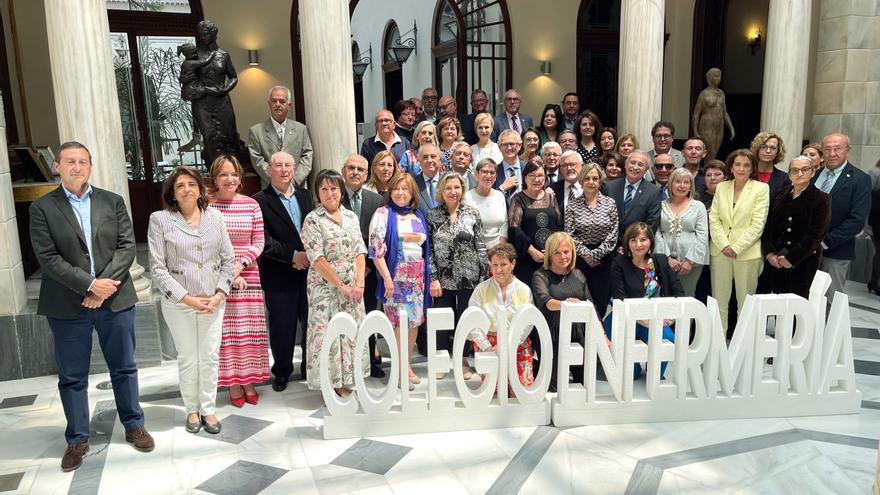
[30,83,874,473]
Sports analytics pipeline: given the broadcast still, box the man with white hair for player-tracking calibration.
[551,150,583,227]
[542,142,562,185]
[248,85,313,188]
[494,129,525,202]
[605,149,662,246]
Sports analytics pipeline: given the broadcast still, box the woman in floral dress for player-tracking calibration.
[208,156,268,407]
[301,169,369,396]
[369,172,431,389]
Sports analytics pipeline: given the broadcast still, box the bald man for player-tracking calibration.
[359,109,412,165]
[253,151,314,391]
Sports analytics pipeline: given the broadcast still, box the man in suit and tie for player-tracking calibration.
[606,149,662,249]
[542,141,563,186]
[29,142,154,472]
[414,144,442,217]
[652,153,675,200]
[552,150,584,227]
[253,151,313,392]
[492,89,533,140]
[815,132,872,300]
[340,154,386,377]
[494,129,524,203]
[248,86,314,189]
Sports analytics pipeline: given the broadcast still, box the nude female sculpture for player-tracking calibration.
[692,68,735,161]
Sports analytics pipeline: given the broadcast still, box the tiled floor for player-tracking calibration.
[1,281,879,494]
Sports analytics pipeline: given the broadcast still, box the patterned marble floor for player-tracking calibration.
[2,281,879,495]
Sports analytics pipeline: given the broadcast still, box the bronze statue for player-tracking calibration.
[692,68,735,161]
[179,20,242,166]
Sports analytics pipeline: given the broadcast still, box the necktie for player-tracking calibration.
[548,172,555,183]
[624,184,635,211]
[511,115,519,133]
[276,125,284,149]
[352,190,362,219]
[427,178,435,207]
[567,184,576,205]
[820,169,836,193]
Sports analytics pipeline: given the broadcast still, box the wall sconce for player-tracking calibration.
[389,21,418,64]
[353,43,372,77]
[540,61,552,75]
[248,49,260,66]
[748,28,762,55]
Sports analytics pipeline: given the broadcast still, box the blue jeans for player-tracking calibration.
[47,306,143,443]
[603,314,675,379]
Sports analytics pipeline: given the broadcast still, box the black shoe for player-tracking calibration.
[868,283,880,295]
[272,376,288,392]
[370,365,386,378]
[185,415,201,434]
[201,417,222,435]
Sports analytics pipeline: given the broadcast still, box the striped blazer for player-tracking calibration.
[148,208,235,301]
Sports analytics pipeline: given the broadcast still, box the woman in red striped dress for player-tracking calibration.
[209,156,269,407]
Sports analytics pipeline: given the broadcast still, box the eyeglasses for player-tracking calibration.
[654,163,675,170]
[479,169,497,176]
[500,142,520,148]
[422,95,438,101]
[760,144,778,151]
[344,166,368,174]
[561,162,581,169]
[376,118,393,124]
[653,134,672,140]
[471,98,488,104]
[789,166,813,176]
[823,146,847,154]
[544,152,561,158]
[705,172,726,179]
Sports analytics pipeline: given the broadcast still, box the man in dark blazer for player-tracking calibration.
[494,129,525,203]
[814,132,872,300]
[552,150,584,227]
[29,142,153,472]
[605,150,662,247]
[253,151,313,392]
[492,88,534,140]
[414,144,442,218]
[341,154,386,377]
[248,86,314,189]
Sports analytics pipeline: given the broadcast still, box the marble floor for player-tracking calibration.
[2,282,880,494]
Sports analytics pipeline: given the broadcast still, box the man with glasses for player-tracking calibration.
[493,89,533,140]
[551,150,584,226]
[814,132,871,301]
[461,89,489,144]
[542,142,563,186]
[494,129,525,203]
[420,87,439,122]
[359,109,412,165]
[561,92,580,130]
[437,95,457,120]
[683,138,708,189]
[558,129,579,153]
[646,121,685,181]
[340,154,386,377]
[652,154,675,200]
[606,149,662,248]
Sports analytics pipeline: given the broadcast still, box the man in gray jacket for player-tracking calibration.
[248,85,314,188]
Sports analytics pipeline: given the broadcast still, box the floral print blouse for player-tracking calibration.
[426,202,488,290]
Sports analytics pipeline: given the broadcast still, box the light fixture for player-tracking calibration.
[390,21,418,64]
[540,61,552,75]
[748,28,762,55]
[248,49,260,66]
[353,43,372,77]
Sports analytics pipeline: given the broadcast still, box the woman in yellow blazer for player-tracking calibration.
[709,149,769,331]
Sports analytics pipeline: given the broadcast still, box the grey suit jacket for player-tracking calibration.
[605,177,662,243]
[492,113,534,140]
[247,117,314,188]
[414,173,439,218]
[29,186,137,318]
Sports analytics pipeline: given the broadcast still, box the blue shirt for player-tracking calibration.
[62,183,95,276]
[816,161,846,193]
[273,184,302,231]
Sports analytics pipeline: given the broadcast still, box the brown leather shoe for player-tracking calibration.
[125,427,155,452]
[61,442,89,472]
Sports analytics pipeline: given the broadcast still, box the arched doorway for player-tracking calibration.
[382,21,405,110]
[433,0,513,114]
[107,0,204,240]
[576,0,620,127]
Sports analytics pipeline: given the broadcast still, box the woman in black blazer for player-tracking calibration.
[605,222,684,378]
[761,156,831,298]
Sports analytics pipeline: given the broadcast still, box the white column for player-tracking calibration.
[761,0,812,166]
[44,0,151,300]
[618,0,666,149]
[0,92,27,315]
[299,0,357,180]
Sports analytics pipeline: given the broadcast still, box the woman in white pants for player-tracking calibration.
[149,165,234,434]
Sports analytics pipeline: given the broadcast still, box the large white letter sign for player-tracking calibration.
[321,306,551,439]
[551,271,861,427]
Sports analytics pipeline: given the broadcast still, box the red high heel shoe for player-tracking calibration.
[244,391,259,405]
[229,386,245,408]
